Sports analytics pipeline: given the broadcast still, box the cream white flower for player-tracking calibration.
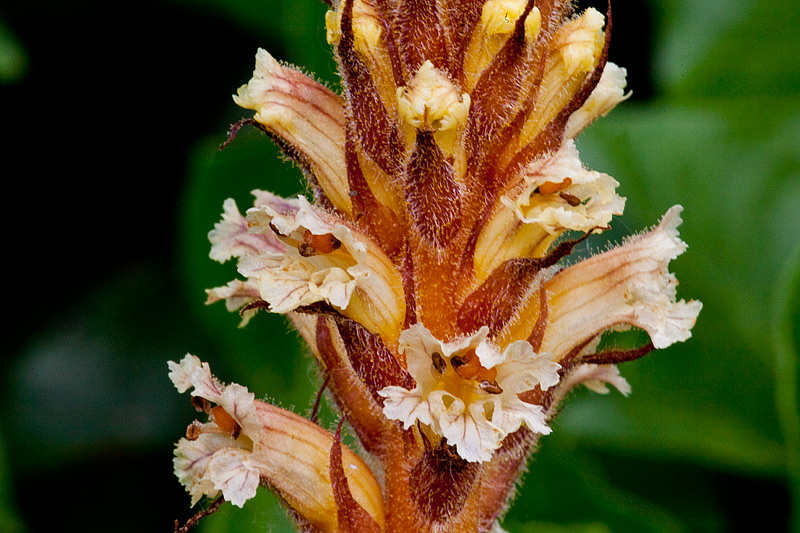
[542,205,703,359]
[169,355,385,529]
[242,192,369,312]
[233,49,351,215]
[396,60,470,133]
[207,191,406,341]
[503,139,625,234]
[169,354,263,507]
[378,324,561,462]
[208,197,286,263]
[565,62,631,139]
[475,139,625,277]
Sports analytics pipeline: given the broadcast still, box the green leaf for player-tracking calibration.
[503,429,728,532]
[655,0,800,99]
[771,244,800,531]
[574,100,800,476]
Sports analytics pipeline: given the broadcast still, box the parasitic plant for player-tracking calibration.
[170,0,702,531]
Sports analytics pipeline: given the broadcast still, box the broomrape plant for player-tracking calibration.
[170,0,702,530]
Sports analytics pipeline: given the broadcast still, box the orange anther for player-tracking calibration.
[186,420,203,441]
[302,230,342,255]
[479,380,503,394]
[452,351,481,380]
[538,177,572,195]
[211,406,241,439]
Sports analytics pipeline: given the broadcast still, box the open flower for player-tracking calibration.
[541,206,703,359]
[174,1,702,531]
[379,324,560,462]
[169,355,385,531]
[207,191,406,342]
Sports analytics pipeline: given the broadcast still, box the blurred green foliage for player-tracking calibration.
[2,0,798,531]
[0,15,27,83]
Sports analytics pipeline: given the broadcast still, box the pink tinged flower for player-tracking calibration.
[207,191,406,342]
[378,324,561,462]
[233,49,351,215]
[204,279,262,326]
[541,205,703,360]
[208,197,286,263]
[169,355,385,531]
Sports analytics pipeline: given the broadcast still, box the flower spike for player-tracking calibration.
[174,1,702,530]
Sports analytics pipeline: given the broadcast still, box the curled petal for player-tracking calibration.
[379,384,432,429]
[435,394,503,463]
[564,62,630,139]
[207,191,406,342]
[505,140,625,234]
[172,359,385,531]
[488,394,550,437]
[168,354,222,401]
[565,363,632,396]
[174,433,244,505]
[168,355,261,439]
[205,279,261,326]
[209,198,286,263]
[491,341,561,393]
[542,206,703,359]
[219,383,261,440]
[475,140,624,277]
[206,448,261,508]
[243,193,406,341]
[234,49,351,215]
[241,253,360,312]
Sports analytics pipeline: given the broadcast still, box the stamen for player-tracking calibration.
[450,354,468,371]
[191,396,212,414]
[537,177,573,194]
[451,351,481,380]
[298,242,317,257]
[479,380,504,394]
[559,192,582,206]
[186,420,203,441]
[211,406,242,439]
[185,422,229,438]
[303,229,342,254]
[431,351,447,374]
